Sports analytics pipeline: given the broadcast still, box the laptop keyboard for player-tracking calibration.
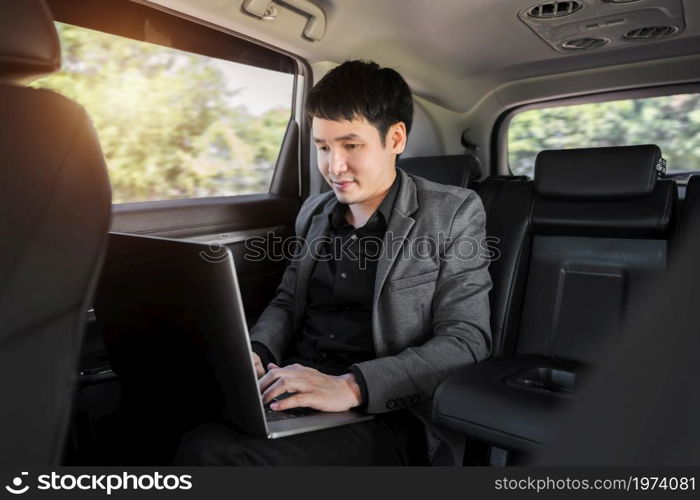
[265,406,317,422]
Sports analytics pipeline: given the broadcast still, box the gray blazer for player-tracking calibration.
[249,168,492,455]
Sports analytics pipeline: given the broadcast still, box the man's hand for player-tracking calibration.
[251,352,265,378]
[259,363,363,412]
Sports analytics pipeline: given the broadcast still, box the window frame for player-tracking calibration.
[495,82,700,178]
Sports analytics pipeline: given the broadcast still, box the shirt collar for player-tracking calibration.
[329,171,401,230]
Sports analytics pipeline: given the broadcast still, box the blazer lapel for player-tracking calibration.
[373,168,419,319]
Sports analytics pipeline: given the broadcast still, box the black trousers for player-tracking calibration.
[174,413,420,466]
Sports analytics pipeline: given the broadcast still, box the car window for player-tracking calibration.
[508,93,700,178]
[33,23,295,203]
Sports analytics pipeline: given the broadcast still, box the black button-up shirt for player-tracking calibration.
[253,174,400,401]
[285,174,400,375]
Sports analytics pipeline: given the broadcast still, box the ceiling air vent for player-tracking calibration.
[624,25,678,40]
[562,37,609,50]
[528,1,582,19]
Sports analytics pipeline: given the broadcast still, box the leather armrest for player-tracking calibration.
[432,354,587,452]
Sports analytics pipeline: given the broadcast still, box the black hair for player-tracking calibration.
[305,60,413,145]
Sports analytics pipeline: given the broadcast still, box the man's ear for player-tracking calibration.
[388,122,407,154]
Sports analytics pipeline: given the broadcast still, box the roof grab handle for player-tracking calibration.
[243,0,326,41]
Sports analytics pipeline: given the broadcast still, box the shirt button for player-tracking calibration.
[329,334,335,339]
[340,272,347,279]
[350,234,358,240]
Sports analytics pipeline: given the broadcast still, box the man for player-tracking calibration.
[177,60,491,465]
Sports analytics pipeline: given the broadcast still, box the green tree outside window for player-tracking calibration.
[508,94,700,177]
[33,24,292,203]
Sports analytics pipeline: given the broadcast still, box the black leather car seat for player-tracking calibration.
[537,175,700,465]
[472,175,534,356]
[433,145,675,461]
[0,0,111,465]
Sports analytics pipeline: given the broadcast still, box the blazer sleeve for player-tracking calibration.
[351,191,493,414]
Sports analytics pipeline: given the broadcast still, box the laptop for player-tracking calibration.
[93,232,372,439]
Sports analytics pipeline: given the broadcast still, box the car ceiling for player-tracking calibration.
[144,0,700,113]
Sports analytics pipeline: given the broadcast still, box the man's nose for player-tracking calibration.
[329,149,348,177]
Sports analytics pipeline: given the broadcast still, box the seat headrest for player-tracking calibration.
[0,0,60,83]
[398,154,481,188]
[532,179,676,239]
[535,145,663,200]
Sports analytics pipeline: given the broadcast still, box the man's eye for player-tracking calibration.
[345,144,360,150]
[317,145,329,152]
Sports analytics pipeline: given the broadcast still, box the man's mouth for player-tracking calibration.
[332,180,355,191]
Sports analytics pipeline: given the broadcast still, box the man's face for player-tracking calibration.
[312,117,406,206]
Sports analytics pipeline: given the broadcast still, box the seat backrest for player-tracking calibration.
[0,0,111,465]
[397,153,481,188]
[398,156,530,355]
[536,188,700,466]
[515,145,674,364]
[473,176,534,356]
